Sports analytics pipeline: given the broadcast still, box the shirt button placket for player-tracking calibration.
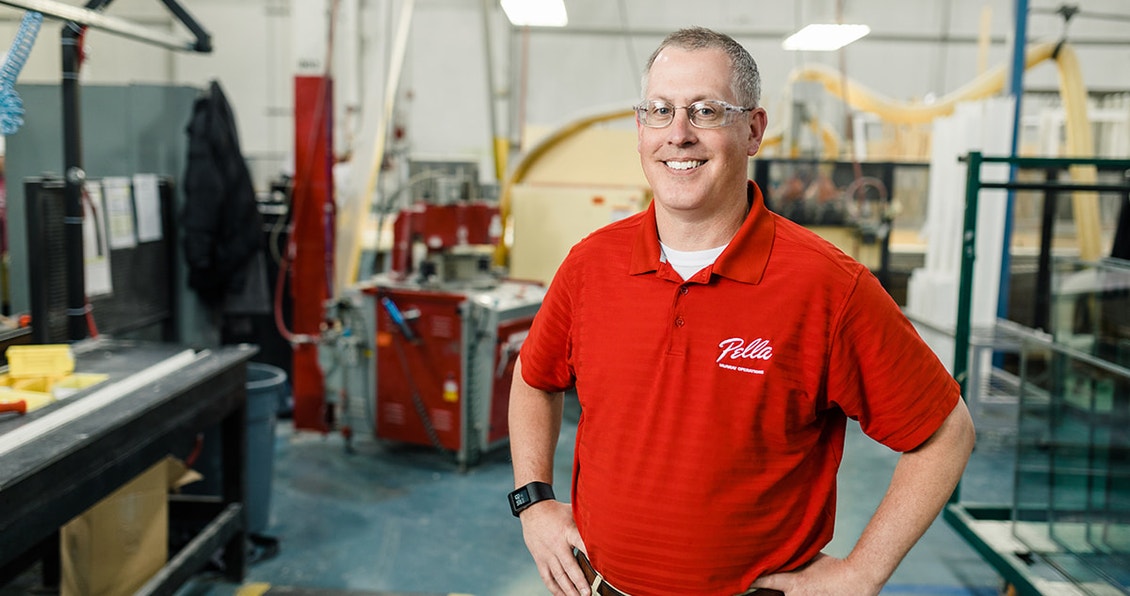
[675,285,688,327]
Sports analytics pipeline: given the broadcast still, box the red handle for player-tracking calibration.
[0,399,28,415]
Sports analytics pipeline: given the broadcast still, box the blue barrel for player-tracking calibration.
[182,362,287,537]
[244,362,287,535]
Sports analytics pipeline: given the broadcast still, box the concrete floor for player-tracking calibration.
[170,394,1008,596]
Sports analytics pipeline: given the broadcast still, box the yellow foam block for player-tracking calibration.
[0,387,55,413]
[6,345,75,378]
[0,372,107,414]
[0,374,51,392]
[52,374,108,399]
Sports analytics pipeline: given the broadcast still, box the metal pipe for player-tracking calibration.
[953,151,983,402]
[479,0,503,182]
[157,0,211,52]
[61,0,113,341]
[996,0,1030,326]
[499,23,1130,47]
[0,0,202,51]
[1034,168,1057,332]
[48,0,210,340]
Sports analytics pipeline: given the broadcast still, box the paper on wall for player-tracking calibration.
[103,176,136,250]
[133,173,162,242]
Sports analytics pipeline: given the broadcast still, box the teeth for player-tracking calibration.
[666,160,703,170]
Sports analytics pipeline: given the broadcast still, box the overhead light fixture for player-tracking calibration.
[782,24,870,51]
[500,0,568,27]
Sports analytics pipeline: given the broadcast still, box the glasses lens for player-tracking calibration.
[640,101,674,127]
[637,100,746,128]
[689,101,726,128]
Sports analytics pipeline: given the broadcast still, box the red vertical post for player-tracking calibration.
[290,75,333,432]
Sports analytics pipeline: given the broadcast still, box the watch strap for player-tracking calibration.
[509,481,555,517]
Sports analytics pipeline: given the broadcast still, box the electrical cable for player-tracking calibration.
[389,329,449,455]
[273,0,340,344]
[833,0,890,223]
[377,293,449,454]
[79,185,100,339]
[615,0,639,91]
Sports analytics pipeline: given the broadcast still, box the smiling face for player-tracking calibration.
[637,46,767,222]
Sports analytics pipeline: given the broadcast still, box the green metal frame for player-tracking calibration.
[948,151,1130,595]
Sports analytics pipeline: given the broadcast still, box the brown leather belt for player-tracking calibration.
[574,550,785,596]
[575,550,631,596]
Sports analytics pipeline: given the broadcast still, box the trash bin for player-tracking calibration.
[244,362,287,536]
[181,362,288,537]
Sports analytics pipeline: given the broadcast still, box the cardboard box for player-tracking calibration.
[60,457,199,596]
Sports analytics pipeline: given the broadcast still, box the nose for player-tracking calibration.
[666,108,697,145]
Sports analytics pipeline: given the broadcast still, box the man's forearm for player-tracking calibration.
[846,399,976,587]
[509,357,566,488]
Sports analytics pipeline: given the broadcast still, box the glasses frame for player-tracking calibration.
[633,99,755,129]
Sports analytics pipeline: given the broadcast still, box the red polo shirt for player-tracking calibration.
[519,182,959,595]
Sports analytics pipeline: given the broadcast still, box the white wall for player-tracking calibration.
[2,0,1129,190]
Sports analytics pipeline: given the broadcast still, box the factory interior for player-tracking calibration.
[1,0,1130,594]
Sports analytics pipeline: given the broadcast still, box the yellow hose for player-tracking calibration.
[792,41,1100,259]
[342,0,416,289]
[787,41,1060,125]
[493,41,1100,267]
[1054,44,1102,260]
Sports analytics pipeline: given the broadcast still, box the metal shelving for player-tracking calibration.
[945,153,1130,595]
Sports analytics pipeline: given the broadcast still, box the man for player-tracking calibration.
[508,27,975,596]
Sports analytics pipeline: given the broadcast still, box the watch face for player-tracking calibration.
[512,489,530,508]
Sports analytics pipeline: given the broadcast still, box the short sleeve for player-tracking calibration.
[519,253,578,393]
[826,270,960,452]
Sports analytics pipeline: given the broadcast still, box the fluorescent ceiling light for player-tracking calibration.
[501,0,568,27]
[782,23,870,51]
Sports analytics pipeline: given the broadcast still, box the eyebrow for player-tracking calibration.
[646,96,717,105]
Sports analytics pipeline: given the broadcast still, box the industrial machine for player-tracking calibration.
[364,161,543,467]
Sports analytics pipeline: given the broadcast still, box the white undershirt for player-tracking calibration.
[660,242,728,280]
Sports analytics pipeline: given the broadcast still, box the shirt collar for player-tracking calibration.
[629,181,774,285]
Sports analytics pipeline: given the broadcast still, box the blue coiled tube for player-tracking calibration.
[0,11,44,135]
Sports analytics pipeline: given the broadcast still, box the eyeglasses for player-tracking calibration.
[633,99,754,129]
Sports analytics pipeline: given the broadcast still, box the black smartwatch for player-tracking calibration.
[508,481,555,517]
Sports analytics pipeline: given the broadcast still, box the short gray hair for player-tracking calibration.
[641,26,761,108]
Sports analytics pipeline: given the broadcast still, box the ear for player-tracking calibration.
[746,107,768,157]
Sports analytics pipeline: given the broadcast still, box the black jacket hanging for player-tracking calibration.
[181,79,263,306]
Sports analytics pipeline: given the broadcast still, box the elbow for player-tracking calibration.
[913,398,976,460]
[952,398,977,460]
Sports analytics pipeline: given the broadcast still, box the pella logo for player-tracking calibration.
[716,337,773,375]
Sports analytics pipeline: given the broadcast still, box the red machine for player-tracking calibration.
[366,199,543,467]
[388,202,501,279]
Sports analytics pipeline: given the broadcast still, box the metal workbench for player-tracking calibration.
[0,339,256,594]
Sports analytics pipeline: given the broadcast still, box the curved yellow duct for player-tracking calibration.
[493,108,635,266]
[496,41,1100,266]
[808,118,841,160]
[760,120,841,160]
[788,41,1060,125]
[1054,44,1101,260]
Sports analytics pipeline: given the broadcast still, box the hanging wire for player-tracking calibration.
[615,0,640,85]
